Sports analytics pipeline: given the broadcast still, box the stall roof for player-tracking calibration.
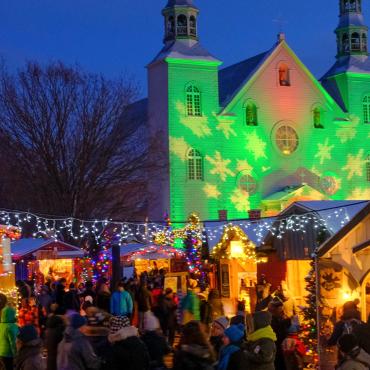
[11,238,85,260]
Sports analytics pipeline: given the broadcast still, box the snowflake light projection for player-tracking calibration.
[230,188,250,212]
[203,183,221,199]
[216,121,237,139]
[245,130,267,160]
[342,149,366,180]
[170,136,189,161]
[315,138,334,165]
[206,151,235,181]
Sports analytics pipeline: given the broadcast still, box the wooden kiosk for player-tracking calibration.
[212,225,258,316]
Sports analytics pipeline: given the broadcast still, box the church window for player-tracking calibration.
[313,107,324,129]
[275,125,299,155]
[366,154,370,182]
[363,95,370,123]
[278,63,290,86]
[187,149,203,180]
[167,16,175,36]
[189,16,197,36]
[245,103,258,126]
[238,174,257,195]
[351,32,361,51]
[342,33,349,53]
[362,33,367,52]
[186,85,201,116]
[177,15,188,36]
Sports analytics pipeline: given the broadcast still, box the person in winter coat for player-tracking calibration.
[336,334,370,370]
[57,313,101,370]
[64,283,81,312]
[173,321,215,370]
[199,293,212,329]
[209,316,229,357]
[107,315,150,370]
[0,307,19,370]
[80,308,111,370]
[281,321,306,370]
[140,312,171,369]
[96,279,111,313]
[327,301,363,347]
[44,314,65,370]
[157,288,177,346]
[181,280,200,324]
[110,282,133,317]
[218,323,247,370]
[244,311,277,370]
[137,283,152,331]
[18,298,40,334]
[268,297,290,370]
[14,325,44,370]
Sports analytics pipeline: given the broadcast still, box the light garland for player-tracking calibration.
[212,225,260,262]
[0,202,361,244]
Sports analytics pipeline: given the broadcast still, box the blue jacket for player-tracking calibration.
[110,290,133,316]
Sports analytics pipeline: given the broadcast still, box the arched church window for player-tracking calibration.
[342,33,349,53]
[351,32,361,51]
[167,16,175,36]
[245,103,258,126]
[278,63,290,86]
[186,85,201,116]
[313,107,324,129]
[189,16,197,36]
[363,95,370,123]
[177,15,188,36]
[366,153,370,182]
[362,33,367,52]
[187,149,203,180]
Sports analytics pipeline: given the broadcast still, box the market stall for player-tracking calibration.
[11,238,85,286]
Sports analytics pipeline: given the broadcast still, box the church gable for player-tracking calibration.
[219,40,342,119]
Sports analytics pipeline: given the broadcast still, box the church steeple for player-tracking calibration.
[162,0,199,44]
[336,0,368,58]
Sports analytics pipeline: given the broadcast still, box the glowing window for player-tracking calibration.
[238,174,257,195]
[313,107,324,129]
[246,103,258,126]
[275,125,299,155]
[278,63,290,86]
[187,149,203,180]
[366,154,370,182]
[186,85,201,116]
[363,95,370,123]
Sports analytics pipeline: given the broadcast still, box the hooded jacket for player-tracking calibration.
[57,326,101,370]
[107,326,150,370]
[15,339,44,370]
[337,348,370,370]
[0,306,19,358]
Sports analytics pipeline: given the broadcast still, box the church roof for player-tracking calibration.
[149,40,220,64]
[320,78,347,111]
[165,0,195,8]
[321,55,370,79]
[218,48,275,107]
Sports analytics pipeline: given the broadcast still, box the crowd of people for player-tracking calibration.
[1,273,370,370]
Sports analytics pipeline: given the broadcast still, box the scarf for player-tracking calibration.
[247,325,277,342]
[218,344,240,370]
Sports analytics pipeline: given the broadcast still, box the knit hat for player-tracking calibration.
[18,325,38,343]
[224,323,245,343]
[143,312,160,331]
[109,315,131,334]
[214,316,229,330]
[253,311,272,330]
[70,314,87,329]
[338,334,360,354]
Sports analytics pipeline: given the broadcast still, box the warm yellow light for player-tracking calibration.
[230,241,244,258]
[342,291,351,301]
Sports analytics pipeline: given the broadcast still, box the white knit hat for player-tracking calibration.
[144,312,160,331]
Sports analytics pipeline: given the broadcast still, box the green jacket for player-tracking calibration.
[0,306,19,358]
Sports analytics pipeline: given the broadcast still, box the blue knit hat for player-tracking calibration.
[224,323,245,343]
[70,314,87,329]
[18,325,38,343]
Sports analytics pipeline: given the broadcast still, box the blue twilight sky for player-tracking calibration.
[0,1,368,97]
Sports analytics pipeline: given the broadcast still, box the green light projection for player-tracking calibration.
[165,45,370,222]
